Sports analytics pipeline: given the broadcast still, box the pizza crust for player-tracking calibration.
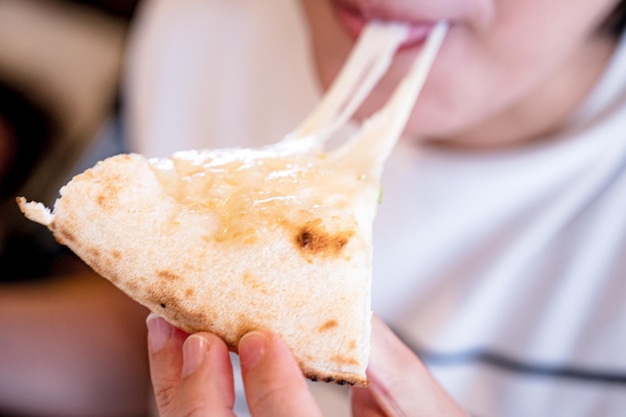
[17,21,448,387]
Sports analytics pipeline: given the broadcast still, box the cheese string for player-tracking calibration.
[330,21,449,177]
[287,21,409,144]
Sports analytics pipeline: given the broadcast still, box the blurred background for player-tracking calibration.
[0,0,139,279]
[0,1,148,417]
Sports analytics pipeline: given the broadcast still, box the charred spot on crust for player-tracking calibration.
[126,281,139,293]
[318,319,339,332]
[96,194,107,208]
[157,270,182,282]
[242,271,272,295]
[149,288,184,319]
[331,354,360,367]
[294,219,354,258]
[305,373,358,386]
[298,231,313,246]
[95,174,123,211]
[57,229,76,244]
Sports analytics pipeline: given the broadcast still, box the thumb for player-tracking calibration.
[351,316,468,417]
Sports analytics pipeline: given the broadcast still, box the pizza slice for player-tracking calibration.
[18,21,447,386]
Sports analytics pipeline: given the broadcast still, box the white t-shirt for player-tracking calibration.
[126,1,626,416]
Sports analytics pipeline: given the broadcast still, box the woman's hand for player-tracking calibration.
[352,316,468,416]
[146,314,323,417]
[147,314,467,417]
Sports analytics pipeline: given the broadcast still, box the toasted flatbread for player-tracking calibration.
[18,21,447,386]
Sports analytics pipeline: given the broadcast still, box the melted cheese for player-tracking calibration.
[146,20,448,248]
[149,141,376,245]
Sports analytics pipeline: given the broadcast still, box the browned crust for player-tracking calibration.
[18,153,372,389]
[302,369,369,388]
[156,316,369,387]
[72,256,372,388]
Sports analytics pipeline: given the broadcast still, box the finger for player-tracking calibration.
[351,315,468,417]
[351,387,382,417]
[175,333,236,417]
[146,313,189,417]
[239,330,324,417]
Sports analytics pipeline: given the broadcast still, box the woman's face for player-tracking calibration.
[301,0,620,147]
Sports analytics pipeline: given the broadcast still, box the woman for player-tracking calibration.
[127,0,626,415]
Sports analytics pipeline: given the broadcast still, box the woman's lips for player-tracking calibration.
[333,2,436,49]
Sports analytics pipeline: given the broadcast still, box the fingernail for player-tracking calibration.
[146,313,171,353]
[182,334,208,377]
[239,331,267,370]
